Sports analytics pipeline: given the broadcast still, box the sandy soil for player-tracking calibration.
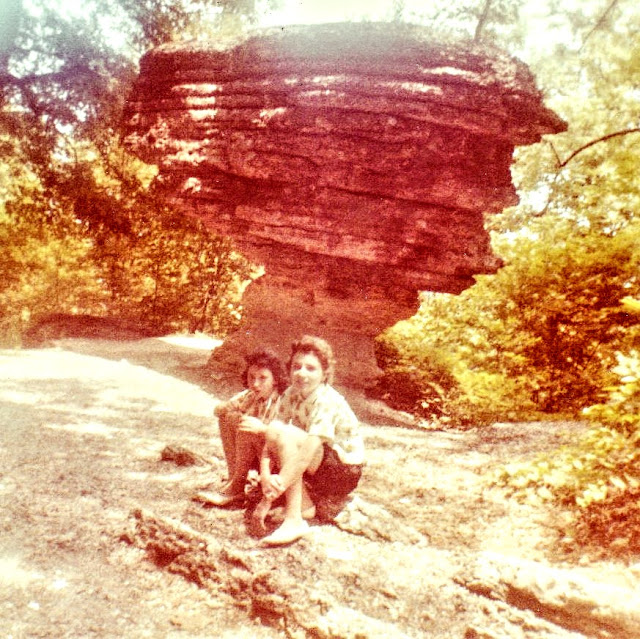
[1,336,638,638]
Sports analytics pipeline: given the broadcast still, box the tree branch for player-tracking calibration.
[1,63,97,91]
[547,141,562,166]
[558,128,640,168]
[473,0,493,42]
[579,0,620,51]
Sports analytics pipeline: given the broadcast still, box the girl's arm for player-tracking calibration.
[238,415,267,434]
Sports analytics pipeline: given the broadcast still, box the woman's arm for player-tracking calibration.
[259,441,283,499]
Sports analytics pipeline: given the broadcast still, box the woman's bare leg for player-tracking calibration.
[261,424,323,545]
[301,482,316,520]
[249,496,273,537]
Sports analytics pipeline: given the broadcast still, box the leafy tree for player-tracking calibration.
[495,301,640,558]
[376,213,639,422]
[387,0,526,45]
[0,156,109,345]
[375,0,640,555]
[377,0,640,424]
[0,0,265,344]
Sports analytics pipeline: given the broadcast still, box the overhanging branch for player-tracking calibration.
[558,128,640,168]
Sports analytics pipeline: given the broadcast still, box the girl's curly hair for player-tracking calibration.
[287,335,336,385]
[241,347,288,394]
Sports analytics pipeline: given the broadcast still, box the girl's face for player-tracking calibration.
[290,351,324,398]
[246,366,276,399]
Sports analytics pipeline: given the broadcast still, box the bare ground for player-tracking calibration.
[1,336,639,638]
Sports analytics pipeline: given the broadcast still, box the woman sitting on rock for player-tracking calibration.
[250,335,365,546]
[196,347,287,506]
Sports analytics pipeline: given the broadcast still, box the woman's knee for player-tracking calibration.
[265,422,312,458]
[264,422,282,445]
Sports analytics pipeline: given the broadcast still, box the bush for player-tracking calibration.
[0,182,252,346]
[371,331,455,422]
[372,293,539,427]
[494,347,640,558]
[574,349,640,554]
[0,197,110,347]
[375,225,640,425]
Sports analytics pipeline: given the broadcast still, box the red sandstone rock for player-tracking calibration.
[123,23,566,386]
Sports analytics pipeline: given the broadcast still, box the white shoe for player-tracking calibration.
[262,520,310,546]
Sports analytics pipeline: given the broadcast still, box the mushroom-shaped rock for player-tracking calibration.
[123,23,566,386]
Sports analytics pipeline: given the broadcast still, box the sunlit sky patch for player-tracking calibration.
[257,0,395,26]
[25,0,607,66]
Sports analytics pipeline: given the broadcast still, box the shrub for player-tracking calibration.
[371,331,455,422]
[494,346,640,558]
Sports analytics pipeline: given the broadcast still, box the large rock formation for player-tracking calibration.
[123,22,566,386]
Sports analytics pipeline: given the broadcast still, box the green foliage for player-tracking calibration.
[494,345,640,557]
[378,2,640,429]
[0,183,109,346]
[387,0,526,46]
[92,207,253,336]
[373,316,457,422]
[0,0,261,346]
[0,135,253,343]
[378,210,639,425]
[375,288,541,426]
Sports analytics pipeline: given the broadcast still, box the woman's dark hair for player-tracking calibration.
[241,347,288,394]
[287,335,336,385]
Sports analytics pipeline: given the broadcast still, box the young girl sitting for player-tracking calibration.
[196,347,287,506]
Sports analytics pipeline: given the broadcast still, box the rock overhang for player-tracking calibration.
[123,22,566,384]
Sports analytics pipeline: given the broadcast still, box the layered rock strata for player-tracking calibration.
[123,23,566,386]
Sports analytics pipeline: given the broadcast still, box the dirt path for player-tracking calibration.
[1,337,638,638]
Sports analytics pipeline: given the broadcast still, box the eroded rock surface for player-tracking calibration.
[3,341,639,639]
[123,23,566,384]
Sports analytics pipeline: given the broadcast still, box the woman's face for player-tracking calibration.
[290,351,324,398]
[246,366,276,399]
